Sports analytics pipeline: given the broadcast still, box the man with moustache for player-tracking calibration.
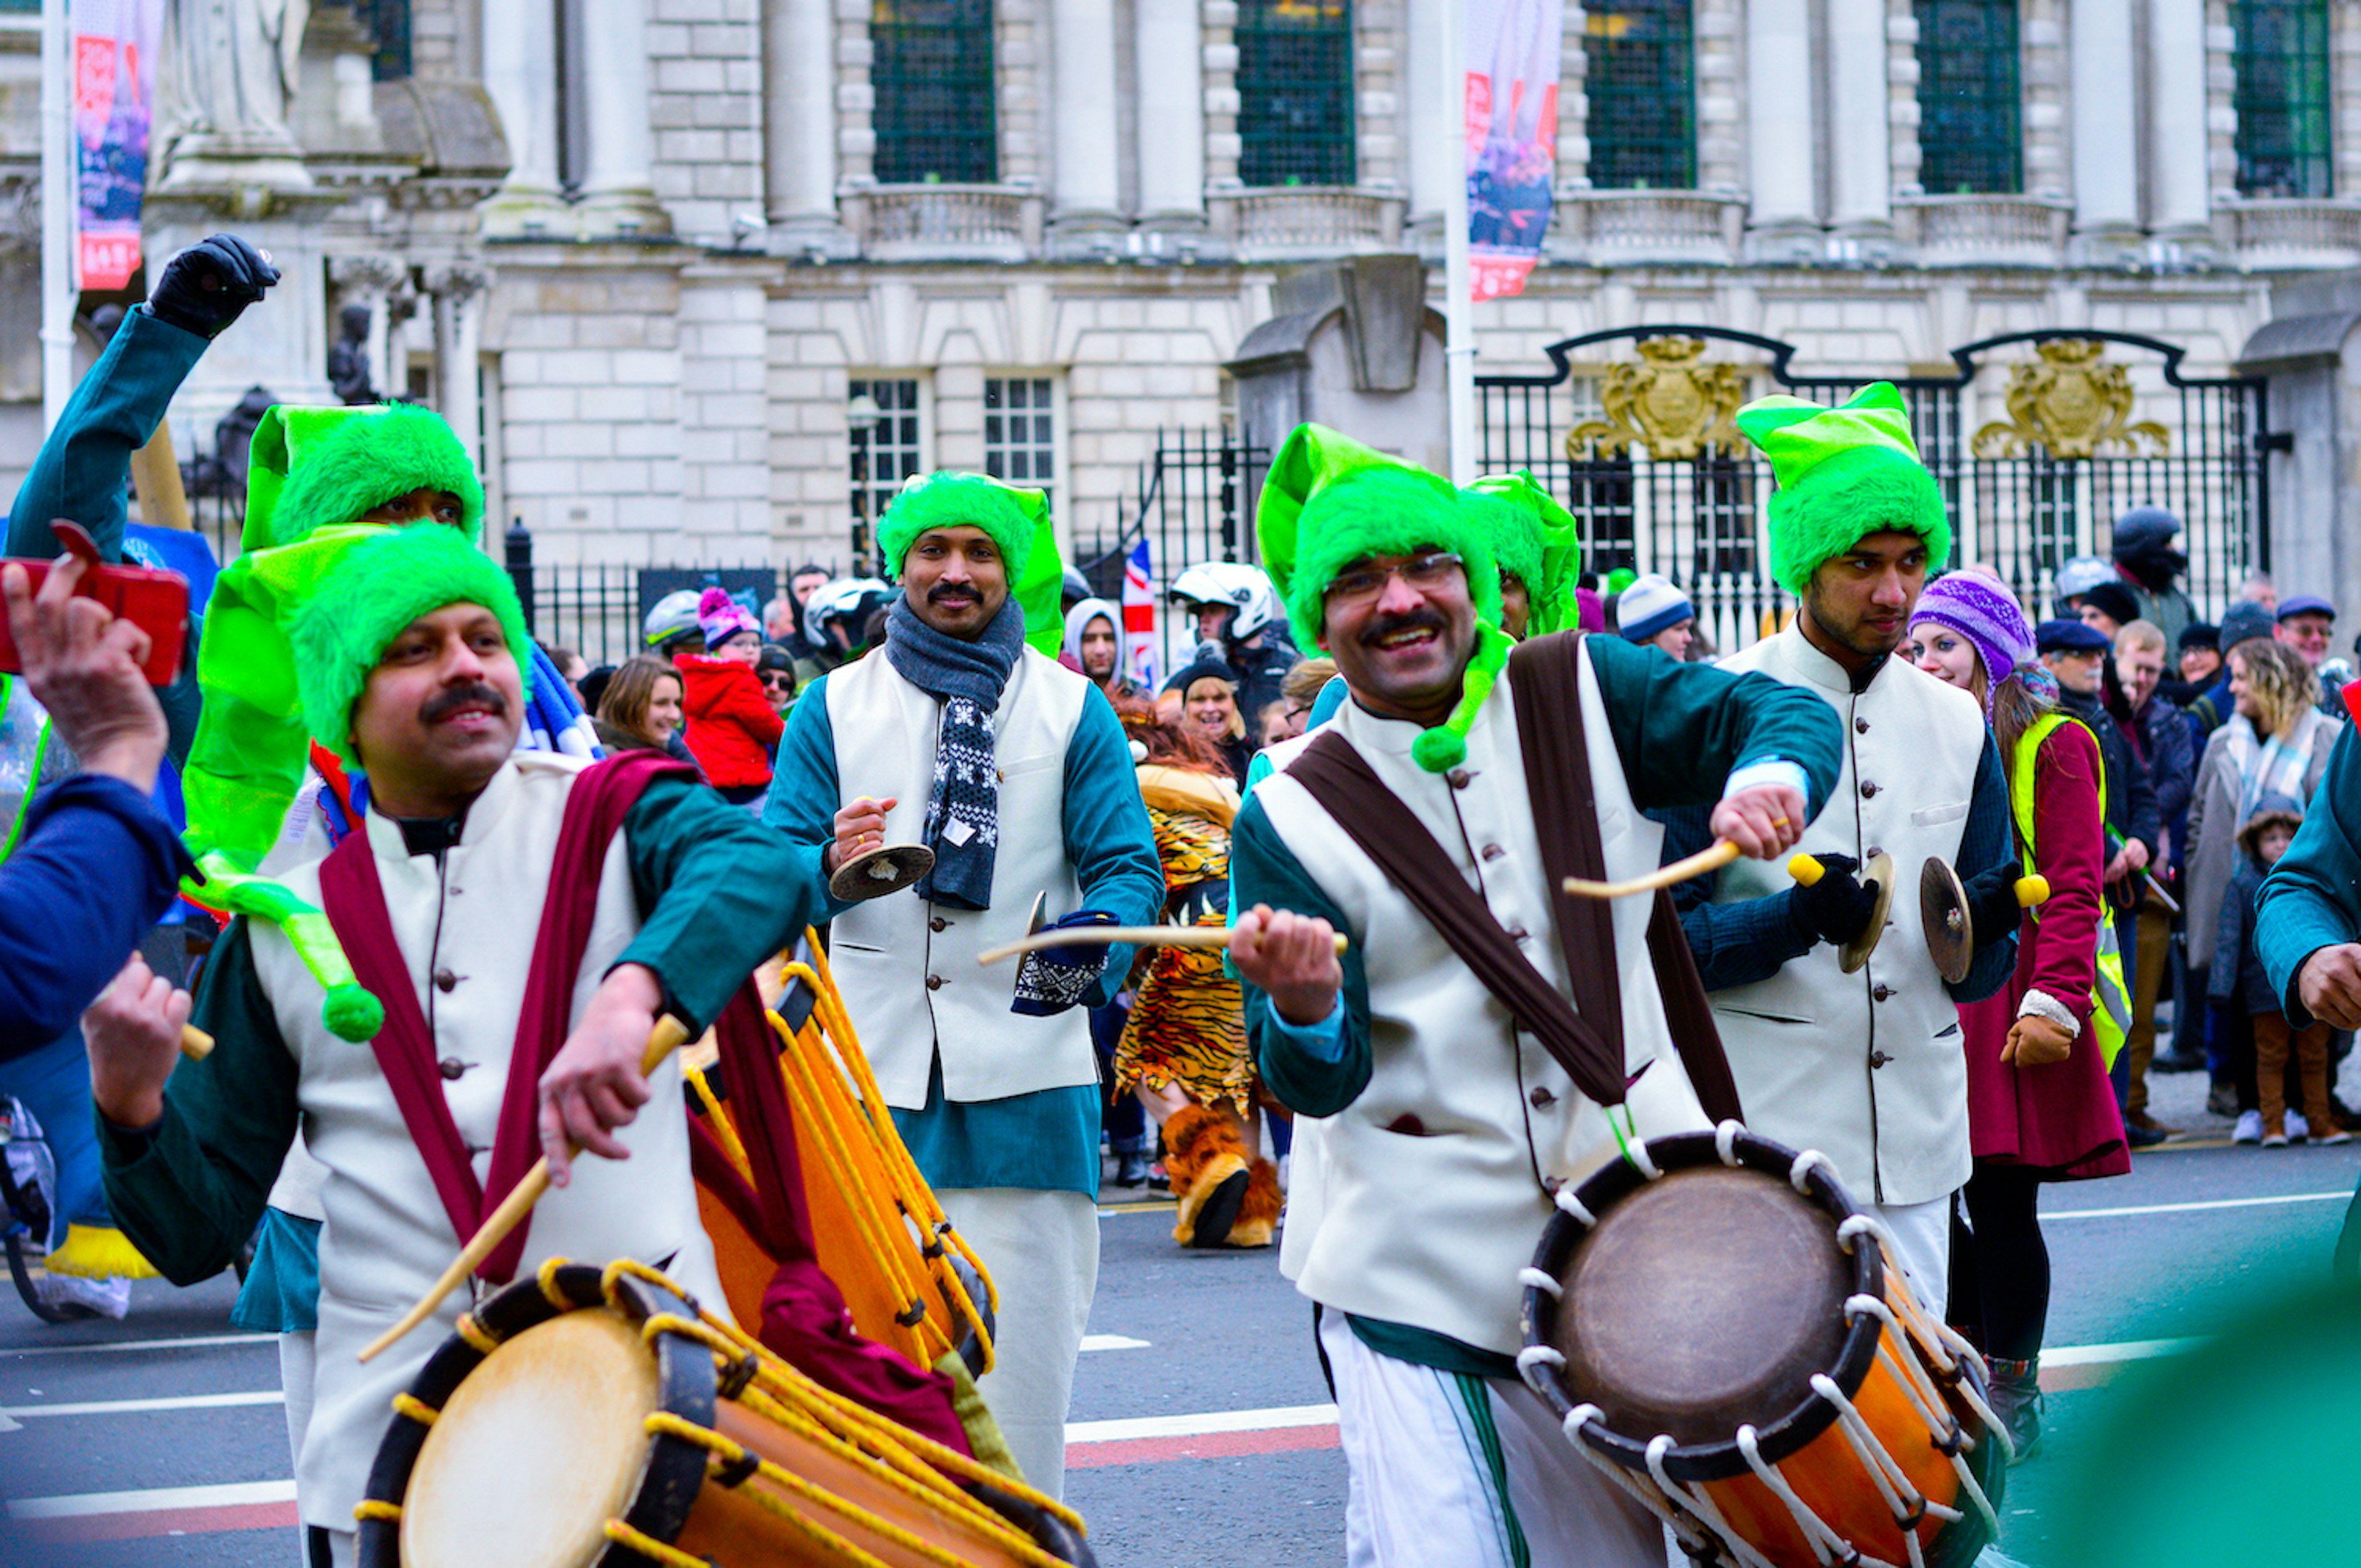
[1227,424,1840,1567]
[82,525,828,1566]
[763,472,1161,1500]
[1691,386,2018,1300]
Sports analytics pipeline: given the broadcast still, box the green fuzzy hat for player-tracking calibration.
[1735,383,1952,596]
[1463,470,1582,638]
[243,403,486,552]
[1258,423,1509,772]
[877,472,1046,587]
[288,525,534,767]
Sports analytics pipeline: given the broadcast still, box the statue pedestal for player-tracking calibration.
[144,192,343,457]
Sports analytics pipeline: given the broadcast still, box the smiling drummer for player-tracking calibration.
[1227,423,1841,1568]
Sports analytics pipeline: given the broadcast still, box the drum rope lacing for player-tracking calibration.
[1642,1433,1790,1568]
[1550,1404,1724,1566]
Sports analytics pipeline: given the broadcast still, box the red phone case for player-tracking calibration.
[0,555,191,687]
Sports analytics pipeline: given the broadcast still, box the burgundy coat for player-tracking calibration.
[1959,718,2132,1181]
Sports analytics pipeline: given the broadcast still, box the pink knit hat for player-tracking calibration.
[697,586,759,649]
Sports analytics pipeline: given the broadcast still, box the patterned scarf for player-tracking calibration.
[884,592,1026,909]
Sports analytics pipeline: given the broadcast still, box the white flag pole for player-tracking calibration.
[40,0,74,436]
[1439,0,1477,485]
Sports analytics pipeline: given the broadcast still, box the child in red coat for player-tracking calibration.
[674,588,785,804]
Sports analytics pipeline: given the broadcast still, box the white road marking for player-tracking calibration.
[2,1331,274,1359]
[2041,1337,2197,1367]
[1,1390,283,1420]
[1066,1403,1338,1444]
[1079,1334,1150,1352]
[2047,1190,2351,1221]
[4,1478,295,1519]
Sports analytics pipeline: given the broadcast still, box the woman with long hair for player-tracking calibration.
[595,655,700,772]
[2185,637,2343,1137]
[1109,694,1281,1249]
[1910,572,2129,1462]
[1161,652,1254,786]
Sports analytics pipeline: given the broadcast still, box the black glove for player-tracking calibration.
[1793,853,1881,947]
[1961,863,2025,950]
[1011,909,1118,1018]
[144,234,279,339]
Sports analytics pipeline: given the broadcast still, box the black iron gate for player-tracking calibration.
[1477,327,2270,654]
[1074,427,1270,675]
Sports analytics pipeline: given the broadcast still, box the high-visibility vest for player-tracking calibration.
[2009,712,2134,1068]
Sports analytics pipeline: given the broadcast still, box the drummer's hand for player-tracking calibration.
[82,955,191,1130]
[2298,944,2361,1031]
[2002,1014,2075,1068]
[1712,783,1807,860]
[826,794,896,876]
[539,963,662,1186]
[1231,904,1342,1026]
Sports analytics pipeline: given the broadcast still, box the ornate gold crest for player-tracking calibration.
[1567,338,1749,462]
[1971,339,2171,460]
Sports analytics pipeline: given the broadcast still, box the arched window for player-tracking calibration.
[2234,0,2331,197]
[1584,0,1695,190]
[1913,0,2020,194]
[1237,0,1357,186]
[871,0,997,184]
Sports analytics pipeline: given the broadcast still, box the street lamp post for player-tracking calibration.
[847,392,883,576]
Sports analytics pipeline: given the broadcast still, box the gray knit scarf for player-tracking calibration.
[884,593,1026,909]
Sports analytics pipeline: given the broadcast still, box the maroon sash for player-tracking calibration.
[318,752,696,1283]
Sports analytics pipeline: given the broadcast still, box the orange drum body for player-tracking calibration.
[1519,1127,2007,1568]
[359,1264,1093,1568]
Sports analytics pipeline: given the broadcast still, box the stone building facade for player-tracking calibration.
[4,0,2359,612]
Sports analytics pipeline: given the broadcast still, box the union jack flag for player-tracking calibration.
[1122,539,1158,691]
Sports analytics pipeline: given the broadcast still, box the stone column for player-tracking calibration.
[765,0,856,256]
[1744,0,1820,260]
[2146,0,2215,256]
[427,264,491,471]
[577,0,674,236]
[2070,0,2142,263]
[1048,0,1125,255]
[1406,0,1454,250]
[329,254,406,402]
[1827,0,1894,253]
[480,0,565,236]
[1135,0,1209,241]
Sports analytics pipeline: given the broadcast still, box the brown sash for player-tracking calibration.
[1281,632,1742,1123]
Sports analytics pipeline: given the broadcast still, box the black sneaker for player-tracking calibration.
[1112,1150,1152,1189]
[2124,1119,2169,1149]
[1983,1356,2043,1463]
[2205,1082,2240,1119]
[2148,1050,2207,1074]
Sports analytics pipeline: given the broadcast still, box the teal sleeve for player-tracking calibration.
[97,917,297,1286]
[1585,635,1844,818]
[1061,687,1166,1007]
[1231,795,1373,1117]
[757,672,856,921]
[1949,735,2018,1004]
[620,772,831,1029]
[7,308,209,561]
[2259,721,2361,1022]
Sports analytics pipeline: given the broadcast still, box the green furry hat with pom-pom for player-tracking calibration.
[1462,469,1581,638]
[873,471,1067,657]
[1735,382,1952,596]
[1257,423,1509,773]
[242,402,485,552]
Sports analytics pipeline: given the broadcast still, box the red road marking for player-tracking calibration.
[12,1500,299,1543]
[1066,1422,1341,1469]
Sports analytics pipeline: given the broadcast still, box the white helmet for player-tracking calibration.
[1168,561,1278,641]
[642,588,703,649]
[802,577,893,646]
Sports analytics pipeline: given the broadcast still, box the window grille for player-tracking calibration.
[354,0,412,79]
[1913,0,2021,194]
[2233,0,2331,198]
[849,379,926,545]
[1237,0,1357,187]
[984,378,1057,510]
[1583,0,1696,189]
[871,0,997,184]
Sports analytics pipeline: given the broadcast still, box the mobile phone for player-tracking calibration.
[0,521,191,686]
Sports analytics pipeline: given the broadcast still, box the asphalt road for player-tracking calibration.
[1,1066,2353,1567]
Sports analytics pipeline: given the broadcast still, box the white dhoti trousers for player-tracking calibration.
[938,1186,1099,1502]
[1874,1194,1955,1308]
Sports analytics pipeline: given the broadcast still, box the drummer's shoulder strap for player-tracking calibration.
[1504,633,1745,1127]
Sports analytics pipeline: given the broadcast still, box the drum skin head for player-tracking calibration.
[401,1309,658,1568]
[1548,1166,1852,1449]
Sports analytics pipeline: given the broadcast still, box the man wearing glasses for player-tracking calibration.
[1226,424,1839,1567]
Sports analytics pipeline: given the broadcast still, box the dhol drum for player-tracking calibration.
[359,1260,1094,1568]
[1517,1125,2007,1568]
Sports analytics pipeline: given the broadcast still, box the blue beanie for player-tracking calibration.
[1617,574,1695,642]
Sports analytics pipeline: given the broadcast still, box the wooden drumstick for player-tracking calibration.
[977,925,1350,967]
[1561,839,1742,900]
[358,1015,692,1364]
[180,1025,215,1061]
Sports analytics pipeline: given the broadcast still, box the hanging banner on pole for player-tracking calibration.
[71,0,160,292]
[1466,0,1565,302]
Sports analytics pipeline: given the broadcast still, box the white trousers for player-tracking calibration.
[1321,1310,1667,1568]
[280,1331,316,1566]
[938,1186,1099,1502]
[1875,1194,1954,1309]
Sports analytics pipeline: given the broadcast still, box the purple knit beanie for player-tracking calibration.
[1912,571,2035,697]
[697,586,760,650]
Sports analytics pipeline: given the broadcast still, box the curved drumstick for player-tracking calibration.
[977,925,1350,967]
[358,1015,692,1364]
[180,1025,214,1060]
[1560,839,1742,900]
